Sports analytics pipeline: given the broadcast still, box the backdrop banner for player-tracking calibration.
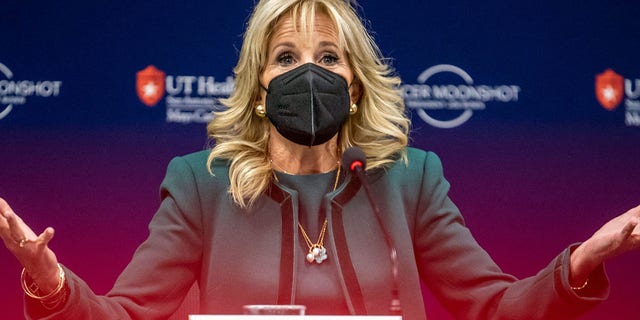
[2,1,640,319]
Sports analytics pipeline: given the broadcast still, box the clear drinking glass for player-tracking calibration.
[242,304,306,315]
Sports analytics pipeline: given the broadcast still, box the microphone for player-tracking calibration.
[341,147,402,316]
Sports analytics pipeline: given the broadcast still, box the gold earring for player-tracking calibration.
[255,104,266,118]
[349,103,358,115]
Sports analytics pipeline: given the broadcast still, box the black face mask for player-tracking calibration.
[262,63,351,146]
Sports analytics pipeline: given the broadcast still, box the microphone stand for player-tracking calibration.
[344,148,402,316]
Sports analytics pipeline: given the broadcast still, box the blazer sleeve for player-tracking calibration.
[25,156,203,320]
[413,151,609,320]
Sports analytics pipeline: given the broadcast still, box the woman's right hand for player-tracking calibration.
[0,197,61,293]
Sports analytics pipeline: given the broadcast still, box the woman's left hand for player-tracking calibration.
[570,204,640,286]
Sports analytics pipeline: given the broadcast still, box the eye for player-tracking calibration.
[320,53,339,66]
[277,52,295,66]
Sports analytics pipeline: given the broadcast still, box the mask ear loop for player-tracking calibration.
[259,81,270,93]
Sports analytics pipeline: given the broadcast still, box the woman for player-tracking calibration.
[1,0,639,319]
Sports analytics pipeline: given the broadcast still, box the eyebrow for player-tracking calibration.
[318,41,340,50]
[272,39,340,49]
[272,41,296,52]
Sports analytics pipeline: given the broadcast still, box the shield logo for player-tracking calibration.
[595,69,624,111]
[136,65,166,107]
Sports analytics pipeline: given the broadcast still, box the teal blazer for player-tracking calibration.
[27,148,609,319]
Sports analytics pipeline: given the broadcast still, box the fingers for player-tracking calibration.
[0,201,21,245]
[0,198,13,222]
[20,228,55,257]
[629,216,640,237]
[4,209,23,241]
[627,204,640,217]
[3,208,37,242]
[0,197,10,212]
[620,205,640,230]
[0,198,60,277]
[0,199,44,251]
[38,227,55,247]
[621,219,637,238]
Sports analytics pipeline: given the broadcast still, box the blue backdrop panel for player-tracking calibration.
[2,1,640,319]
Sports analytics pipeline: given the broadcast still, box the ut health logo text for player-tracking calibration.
[136,65,233,124]
[595,68,640,127]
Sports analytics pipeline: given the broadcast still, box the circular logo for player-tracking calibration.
[415,64,474,128]
[0,63,63,121]
[0,63,14,120]
[403,64,521,129]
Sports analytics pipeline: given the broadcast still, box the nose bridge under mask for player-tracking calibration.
[263,62,351,146]
[261,63,350,93]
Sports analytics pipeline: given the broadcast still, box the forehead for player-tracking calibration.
[269,12,340,48]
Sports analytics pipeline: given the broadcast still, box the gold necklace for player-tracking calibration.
[300,218,329,263]
[270,159,341,264]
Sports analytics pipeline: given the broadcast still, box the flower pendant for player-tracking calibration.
[306,244,327,264]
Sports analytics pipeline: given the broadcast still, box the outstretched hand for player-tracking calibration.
[0,197,60,292]
[570,204,640,286]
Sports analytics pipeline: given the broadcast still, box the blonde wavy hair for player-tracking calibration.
[207,0,410,208]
